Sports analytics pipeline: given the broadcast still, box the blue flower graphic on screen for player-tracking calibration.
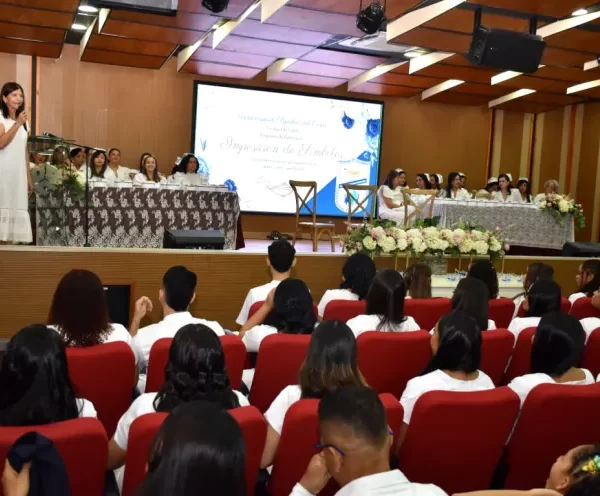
[341,112,355,129]
[224,179,237,192]
[196,138,210,179]
[365,119,381,151]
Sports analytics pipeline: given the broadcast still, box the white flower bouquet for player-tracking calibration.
[537,194,585,229]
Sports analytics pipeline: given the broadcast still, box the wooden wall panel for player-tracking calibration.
[0,52,18,83]
[535,107,565,194]
[492,111,526,184]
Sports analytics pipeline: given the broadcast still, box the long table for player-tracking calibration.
[35,186,240,250]
[430,273,523,298]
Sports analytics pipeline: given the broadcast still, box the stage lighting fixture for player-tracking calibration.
[356,0,386,35]
[202,0,229,13]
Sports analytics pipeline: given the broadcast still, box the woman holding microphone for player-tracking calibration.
[0,82,32,244]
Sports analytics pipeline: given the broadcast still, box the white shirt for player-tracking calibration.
[382,185,404,207]
[236,280,282,325]
[77,398,98,418]
[241,324,278,353]
[90,167,116,182]
[400,369,495,424]
[493,189,522,203]
[569,292,586,304]
[429,319,496,334]
[581,318,600,340]
[317,289,359,318]
[290,470,447,496]
[113,390,248,449]
[265,385,302,435]
[512,294,525,319]
[108,165,134,181]
[346,314,421,338]
[168,172,203,186]
[133,172,166,185]
[508,369,595,405]
[508,317,541,339]
[441,188,471,200]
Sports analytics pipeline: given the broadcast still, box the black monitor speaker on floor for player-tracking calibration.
[562,242,600,258]
[163,229,225,250]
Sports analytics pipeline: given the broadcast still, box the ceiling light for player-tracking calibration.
[356,1,386,35]
[422,79,464,100]
[572,8,588,16]
[202,0,230,13]
[488,89,536,108]
[78,5,98,13]
[71,23,88,31]
[567,79,600,94]
[404,51,423,58]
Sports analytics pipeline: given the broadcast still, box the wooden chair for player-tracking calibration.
[342,184,379,225]
[289,180,335,252]
[401,189,437,226]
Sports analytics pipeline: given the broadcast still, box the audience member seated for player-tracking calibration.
[237,239,296,326]
[415,173,431,190]
[89,150,114,183]
[513,263,555,319]
[439,172,471,200]
[261,320,366,468]
[593,292,600,310]
[403,263,432,300]
[346,269,420,337]
[508,280,561,338]
[107,147,133,181]
[429,173,442,194]
[69,147,87,182]
[477,177,499,198]
[131,266,224,393]
[508,313,594,406]
[47,269,138,362]
[0,325,97,425]
[137,401,246,496]
[517,178,533,203]
[133,154,166,185]
[107,324,248,477]
[168,153,203,186]
[493,174,522,203]
[468,259,500,300]
[569,260,600,304]
[399,312,494,434]
[534,179,560,203]
[378,169,413,225]
[317,253,376,318]
[291,386,446,496]
[451,278,496,330]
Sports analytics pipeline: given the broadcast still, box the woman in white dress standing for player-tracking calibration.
[0,82,32,244]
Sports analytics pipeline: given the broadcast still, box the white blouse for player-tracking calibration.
[133,172,166,185]
[317,289,359,318]
[493,189,523,203]
[168,172,203,186]
[581,318,600,340]
[382,185,404,207]
[569,292,587,305]
[77,398,98,418]
[442,188,471,200]
[508,316,541,339]
[241,324,278,353]
[346,314,421,338]
[508,369,595,405]
[264,384,302,435]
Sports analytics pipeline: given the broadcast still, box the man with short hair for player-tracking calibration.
[236,239,296,326]
[131,265,224,392]
[291,386,447,496]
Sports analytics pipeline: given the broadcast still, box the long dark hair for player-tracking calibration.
[445,172,460,198]
[340,253,376,300]
[48,269,111,347]
[1,82,25,119]
[579,260,600,297]
[153,324,240,413]
[404,263,432,299]
[564,444,600,496]
[299,320,366,400]
[451,278,490,330]
[468,260,499,299]
[498,173,513,194]
[263,279,316,334]
[139,401,246,496]
[517,179,531,202]
[423,311,482,375]
[383,169,402,189]
[526,280,561,318]
[416,173,431,189]
[173,153,199,175]
[365,269,408,330]
[530,313,585,377]
[513,262,554,302]
[141,154,161,182]
[0,325,80,426]
[90,150,109,178]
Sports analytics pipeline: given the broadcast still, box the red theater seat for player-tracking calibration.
[248,301,318,319]
[503,327,536,385]
[480,330,515,385]
[516,297,571,317]
[570,297,600,320]
[488,298,516,329]
[322,300,365,322]
[582,328,600,378]
[405,298,452,331]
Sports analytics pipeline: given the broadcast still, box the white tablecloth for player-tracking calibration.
[430,273,523,298]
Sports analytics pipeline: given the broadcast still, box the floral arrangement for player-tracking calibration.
[342,219,505,261]
[537,194,585,229]
[31,163,86,201]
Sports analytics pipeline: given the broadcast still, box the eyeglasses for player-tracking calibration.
[315,429,394,457]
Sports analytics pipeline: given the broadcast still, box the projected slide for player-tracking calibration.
[192,83,383,217]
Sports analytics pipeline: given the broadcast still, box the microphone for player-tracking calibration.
[16,108,27,132]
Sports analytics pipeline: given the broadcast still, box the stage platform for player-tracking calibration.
[0,245,583,340]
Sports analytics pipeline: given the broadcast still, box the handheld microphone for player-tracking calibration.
[17,108,27,132]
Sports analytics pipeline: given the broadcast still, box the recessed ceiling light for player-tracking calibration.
[71,23,88,31]
[404,51,423,58]
[78,5,99,13]
[572,8,588,16]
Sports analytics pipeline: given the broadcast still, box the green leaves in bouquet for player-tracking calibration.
[414,216,440,228]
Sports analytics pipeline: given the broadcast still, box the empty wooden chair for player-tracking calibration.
[342,184,379,225]
[289,180,335,252]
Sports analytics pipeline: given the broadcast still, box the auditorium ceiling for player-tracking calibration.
[2,0,600,113]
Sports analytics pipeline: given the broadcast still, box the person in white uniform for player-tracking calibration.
[493,174,522,203]
[516,177,533,203]
[0,82,32,244]
[508,280,562,339]
[291,386,447,496]
[106,147,133,181]
[403,263,432,299]
[439,172,471,200]
[130,266,225,392]
[133,154,166,185]
[106,324,248,480]
[168,153,204,186]
[68,147,87,183]
[0,325,97,425]
[451,278,496,330]
[508,313,595,406]
[569,260,600,305]
[476,177,499,198]
[88,150,115,183]
[346,269,420,337]
[512,263,555,319]
[237,239,296,326]
[534,179,560,204]
[468,259,500,300]
[378,169,414,225]
[317,253,376,318]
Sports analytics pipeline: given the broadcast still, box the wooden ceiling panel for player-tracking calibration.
[451,83,510,97]
[0,4,74,29]
[86,34,176,57]
[105,9,218,32]
[423,92,491,106]
[547,29,600,53]
[350,82,421,97]
[496,75,574,93]
[217,35,314,59]
[425,9,533,34]
[0,37,62,58]
[285,60,364,79]
[178,0,255,18]
[415,63,498,85]
[191,47,276,69]
[369,72,445,88]
[570,86,600,99]
[0,21,65,44]
[300,49,388,70]
[469,0,591,18]
[180,60,264,79]
[494,100,558,113]
[101,19,204,45]
[390,27,471,54]
[520,91,587,106]
[81,48,166,69]
[535,65,600,83]
[268,71,345,88]
[541,46,597,68]
[232,19,332,46]
[3,0,78,10]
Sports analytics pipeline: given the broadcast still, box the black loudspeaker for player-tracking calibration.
[163,229,225,250]
[562,242,600,258]
[467,26,546,73]
[104,285,131,328]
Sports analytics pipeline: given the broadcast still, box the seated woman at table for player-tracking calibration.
[508,279,561,338]
[346,269,420,336]
[429,173,443,194]
[458,172,467,189]
[534,179,560,203]
[68,147,87,182]
[517,177,533,203]
[476,177,498,198]
[89,150,114,183]
[439,172,471,200]
[169,153,203,186]
[107,148,134,181]
[493,174,522,203]
[452,278,496,330]
[134,154,166,185]
[512,262,555,319]
[395,168,408,187]
[403,263,432,299]
[415,173,431,190]
[467,259,499,299]
[139,151,151,170]
[569,259,600,304]
[378,169,414,225]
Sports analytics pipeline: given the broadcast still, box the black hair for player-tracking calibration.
[566,445,600,496]
[445,172,460,198]
[451,278,490,330]
[299,320,366,400]
[468,260,499,299]
[69,147,83,159]
[173,154,199,175]
[365,269,408,330]
[498,173,513,194]
[429,174,441,190]
[318,386,388,449]
[526,279,561,318]
[340,253,376,300]
[513,262,555,302]
[162,266,197,312]
[90,150,109,178]
[530,312,586,377]
[579,260,600,297]
[50,146,68,166]
[1,82,25,119]
[154,324,240,413]
[263,278,316,334]
[403,263,432,299]
[0,325,80,426]
[108,148,120,161]
[423,311,481,375]
[416,173,431,189]
[517,179,532,203]
[140,401,245,496]
[267,240,296,274]
[383,169,402,189]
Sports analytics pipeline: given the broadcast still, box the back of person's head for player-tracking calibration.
[365,269,407,330]
[546,444,600,495]
[263,278,316,334]
[425,311,481,374]
[140,401,245,496]
[154,324,240,413]
[526,279,562,318]
[524,262,555,291]
[451,278,489,330]
[403,263,432,299]
[580,259,600,297]
[267,240,296,274]
[340,253,376,300]
[467,260,499,299]
[48,269,111,347]
[531,313,585,377]
[0,325,79,426]
[299,320,366,399]
[161,266,197,312]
